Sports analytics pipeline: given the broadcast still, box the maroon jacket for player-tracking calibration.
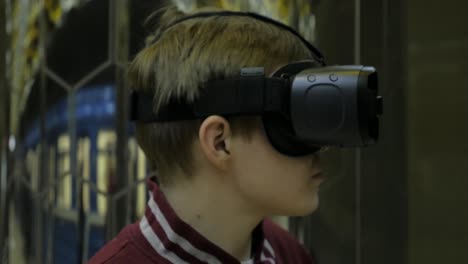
[88,178,316,264]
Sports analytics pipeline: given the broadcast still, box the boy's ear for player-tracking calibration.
[198,115,232,170]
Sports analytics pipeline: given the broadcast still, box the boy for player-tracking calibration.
[89,5,325,264]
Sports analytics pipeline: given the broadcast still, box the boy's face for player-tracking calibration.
[228,64,325,217]
[230,122,325,217]
[196,65,324,217]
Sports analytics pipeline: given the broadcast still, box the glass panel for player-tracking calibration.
[5,0,467,263]
[45,0,109,89]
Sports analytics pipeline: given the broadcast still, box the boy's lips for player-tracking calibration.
[310,171,325,181]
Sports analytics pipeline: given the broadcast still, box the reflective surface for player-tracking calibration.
[1,0,467,264]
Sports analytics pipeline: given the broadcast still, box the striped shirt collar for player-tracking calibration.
[139,177,277,264]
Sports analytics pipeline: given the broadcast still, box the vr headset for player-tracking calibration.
[130,11,383,156]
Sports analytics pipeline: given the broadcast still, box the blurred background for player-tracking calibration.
[0,0,467,263]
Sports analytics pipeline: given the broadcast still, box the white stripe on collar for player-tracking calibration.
[147,192,223,264]
[263,240,276,258]
[260,240,276,263]
[139,216,189,264]
[142,190,277,264]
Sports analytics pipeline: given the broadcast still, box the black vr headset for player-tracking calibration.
[130,11,383,156]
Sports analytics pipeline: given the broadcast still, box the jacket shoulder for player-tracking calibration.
[87,224,160,264]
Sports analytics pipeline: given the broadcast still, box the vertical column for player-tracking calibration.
[353,0,362,263]
[108,0,130,239]
[68,88,80,263]
[360,0,408,263]
[0,0,11,259]
[36,3,50,264]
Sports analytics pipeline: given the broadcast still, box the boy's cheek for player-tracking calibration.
[232,132,320,216]
[234,167,320,216]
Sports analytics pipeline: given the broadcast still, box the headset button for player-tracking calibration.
[329,73,338,82]
[307,74,316,82]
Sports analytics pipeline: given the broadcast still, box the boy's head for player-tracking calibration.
[129,6,324,216]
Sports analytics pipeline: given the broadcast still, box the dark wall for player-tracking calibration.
[359,0,408,264]
[407,0,468,263]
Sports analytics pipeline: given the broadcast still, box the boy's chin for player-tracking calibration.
[273,195,320,217]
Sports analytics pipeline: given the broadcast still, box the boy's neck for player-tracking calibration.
[160,175,263,261]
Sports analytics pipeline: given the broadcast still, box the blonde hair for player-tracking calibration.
[128,5,314,185]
